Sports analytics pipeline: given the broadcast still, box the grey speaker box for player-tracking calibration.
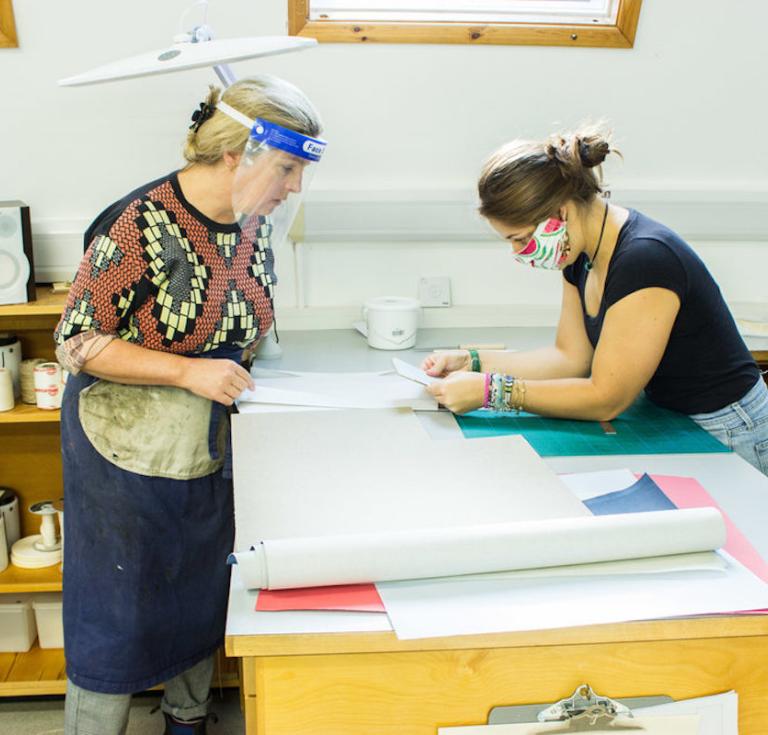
[0,201,35,305]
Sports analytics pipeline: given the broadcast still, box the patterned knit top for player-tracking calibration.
[55,172,275,355]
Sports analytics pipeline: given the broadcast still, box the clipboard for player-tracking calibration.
[487,684,675,732]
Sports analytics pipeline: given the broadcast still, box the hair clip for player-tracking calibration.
[189,101,215,132]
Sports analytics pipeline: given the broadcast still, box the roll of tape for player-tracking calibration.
[33,362,63,410]
[21,358,46,404]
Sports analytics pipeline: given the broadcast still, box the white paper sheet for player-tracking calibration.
[231,408,589,549]
[392,357,439,386]
[560,469,638,500]
[636,691,737,735]
[232,508,726,590]
[238,369,438,410]
[439,714,700,733]
[378,550,768,639]
[237,402,333,414]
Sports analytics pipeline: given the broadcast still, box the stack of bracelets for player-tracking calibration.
[468,349,527,413]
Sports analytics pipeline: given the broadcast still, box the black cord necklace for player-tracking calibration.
[584,201,610,272]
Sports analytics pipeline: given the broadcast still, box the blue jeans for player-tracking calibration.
[690,377,768,475]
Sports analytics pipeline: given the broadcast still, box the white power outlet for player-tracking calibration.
[418,276,452,308]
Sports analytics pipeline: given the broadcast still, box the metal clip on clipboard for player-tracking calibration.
[537,684,636,730]
[488,683,674,732]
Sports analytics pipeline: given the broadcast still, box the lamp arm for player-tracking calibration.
[214,64,237,87]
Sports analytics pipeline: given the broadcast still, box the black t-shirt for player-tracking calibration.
[563,209,759,414]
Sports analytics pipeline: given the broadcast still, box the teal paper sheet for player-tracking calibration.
[455,397,731,456]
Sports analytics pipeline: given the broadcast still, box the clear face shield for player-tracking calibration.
[217,101,326,250]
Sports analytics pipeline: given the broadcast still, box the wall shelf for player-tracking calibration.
[0,644,239,697]
[0,287,68,318]
[0,645,67,696]
[0,564,62,594]
[0,403,60,424]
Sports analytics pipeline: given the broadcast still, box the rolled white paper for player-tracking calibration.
[34,362,63,410]
[233,507,727,590]
[0,368,14,412]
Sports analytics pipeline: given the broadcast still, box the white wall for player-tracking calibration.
[1,0,767,327]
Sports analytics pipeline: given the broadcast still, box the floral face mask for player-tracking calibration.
[514,218,570,270]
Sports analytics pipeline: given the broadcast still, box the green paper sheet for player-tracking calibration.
[456,397,731,456]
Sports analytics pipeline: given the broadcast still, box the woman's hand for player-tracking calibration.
[179,358,255,406]
[427,372,485,414]
[421,350,471,378]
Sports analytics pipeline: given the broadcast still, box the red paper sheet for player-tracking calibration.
[256,583,385,612]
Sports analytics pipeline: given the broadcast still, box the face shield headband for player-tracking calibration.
[217,100,326,166]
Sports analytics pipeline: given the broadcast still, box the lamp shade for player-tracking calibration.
[59,36,318,87]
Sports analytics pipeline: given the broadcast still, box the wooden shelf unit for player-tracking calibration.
[0,287,67,697]
[1,286,65,567]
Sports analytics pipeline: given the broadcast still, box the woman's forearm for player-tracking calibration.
[81,339,191,388]
[477,345,591,381]
[519,377,632,422]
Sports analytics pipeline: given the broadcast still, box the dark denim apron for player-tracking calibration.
[61,346,241,693]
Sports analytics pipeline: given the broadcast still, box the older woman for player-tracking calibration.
[424,126,768,474]
[54,75,325,735]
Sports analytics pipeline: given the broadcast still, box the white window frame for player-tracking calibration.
[310,1,619,26]
[289,0,642,48]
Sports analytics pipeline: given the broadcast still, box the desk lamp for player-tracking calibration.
[58,0,317,88]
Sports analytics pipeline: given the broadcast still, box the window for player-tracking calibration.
[289,0,642,47]
[0,0,18,48]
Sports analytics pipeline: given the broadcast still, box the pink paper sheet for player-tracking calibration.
[649,474,768,584]
[256,583,385,612]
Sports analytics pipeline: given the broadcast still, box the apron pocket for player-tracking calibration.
[78,381,226,479]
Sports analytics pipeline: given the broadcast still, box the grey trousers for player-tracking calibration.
[64,655,214,735]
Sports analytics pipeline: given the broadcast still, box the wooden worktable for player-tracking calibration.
[225,329,768,734]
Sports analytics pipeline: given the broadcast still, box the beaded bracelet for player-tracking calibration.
[468,349,481,372]
[484,373,511,412]
[483,373,527,413]
[510,378,527,413]
[486,372,499,411]
[492,373,504,411]
[502,375,515,407]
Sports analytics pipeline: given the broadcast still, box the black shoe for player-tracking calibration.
[163,711,215,734]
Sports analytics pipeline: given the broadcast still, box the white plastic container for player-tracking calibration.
[363,297,421,350]
[32,592,63,649]
[0,593,37,652]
